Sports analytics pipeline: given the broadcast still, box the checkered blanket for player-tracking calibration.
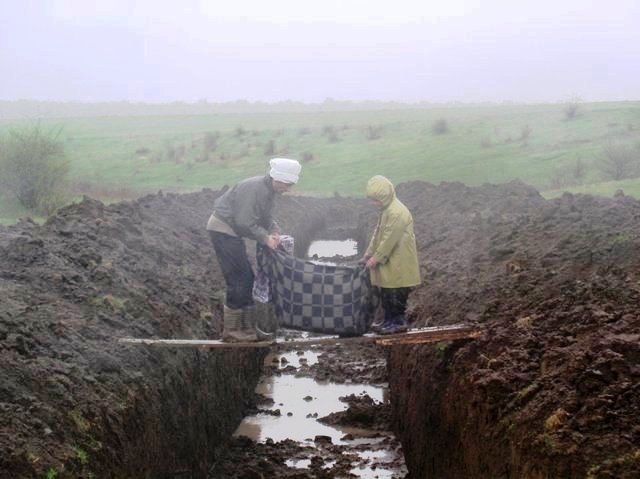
[258,247,372,336]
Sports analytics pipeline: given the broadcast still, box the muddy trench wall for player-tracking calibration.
[0,190,275,479]
[389,302,640,479]
[113,348,266,478]
[386,182,640,479]
[0,189,372,478]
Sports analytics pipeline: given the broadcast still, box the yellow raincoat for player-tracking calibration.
[365,176,421,288]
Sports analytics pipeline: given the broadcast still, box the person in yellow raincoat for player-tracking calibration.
[363,175,421,334]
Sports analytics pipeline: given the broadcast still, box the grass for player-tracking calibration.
[542,177,640,199]
[67,410,91,433]
[1,101,640,224]
[0,194,45,224]
[43,468,58,479]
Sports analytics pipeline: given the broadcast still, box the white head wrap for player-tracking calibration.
[269,158,302,184]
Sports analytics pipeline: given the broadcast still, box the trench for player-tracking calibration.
[7,187,635,479]
[208,237,408,478]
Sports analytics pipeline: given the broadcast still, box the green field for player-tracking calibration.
[1,101,640,224]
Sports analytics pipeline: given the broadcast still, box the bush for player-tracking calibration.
[549,158,589,189]
[563,97,581,120]
[322,125,335,136]
[573,158,586,180]
[366,125,382,141]
[0,126,69,214]
[264,139,276,156]
[480,137,493,148]
[519,125,532,143]
[432,118,449,135]
[203,132,218,152]
[598,144,639,180]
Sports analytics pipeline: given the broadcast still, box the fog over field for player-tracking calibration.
[1,0,639,104]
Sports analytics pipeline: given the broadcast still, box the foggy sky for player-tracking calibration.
[1,0,639,104]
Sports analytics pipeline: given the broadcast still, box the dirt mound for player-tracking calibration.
[389,181,640,478]
[0,191,270,478]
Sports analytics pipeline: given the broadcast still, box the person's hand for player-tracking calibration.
[266,234,280,250]
[365,256,378,269]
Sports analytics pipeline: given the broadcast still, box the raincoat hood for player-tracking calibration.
[366,175,395,208]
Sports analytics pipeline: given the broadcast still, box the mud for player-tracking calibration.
[210,341,406,478]
[389,181,640,478]
[1,180,639,478]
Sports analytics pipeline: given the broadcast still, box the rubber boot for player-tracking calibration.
[380,315,407,335]
[244,306,274,342]
[223,306,258,342]
[256,302,278,335]
[369,308,385,333]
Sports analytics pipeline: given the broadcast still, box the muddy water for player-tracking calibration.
[236,350,386,444]
[234,348,407,478]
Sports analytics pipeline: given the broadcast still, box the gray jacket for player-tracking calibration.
[208,175,279,244]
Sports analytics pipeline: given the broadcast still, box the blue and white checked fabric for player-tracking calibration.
[259,247,372,336]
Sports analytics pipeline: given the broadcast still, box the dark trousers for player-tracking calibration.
[209,231,255,309]
[380,287,410,324]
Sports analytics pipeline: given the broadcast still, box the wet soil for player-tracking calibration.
[389,181,640,478]
[1,180,639,478]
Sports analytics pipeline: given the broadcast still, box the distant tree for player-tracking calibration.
[0,125,69,214]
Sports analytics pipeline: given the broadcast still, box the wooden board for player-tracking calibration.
[118,324,479,349]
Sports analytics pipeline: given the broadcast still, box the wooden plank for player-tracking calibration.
[374,326,481,346]
[117,337,273,348]
[117,324,479,349]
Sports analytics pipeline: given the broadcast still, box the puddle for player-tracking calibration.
[351,463,402,478]
[285,458,312,469]
[307,239,358,259]
[276,349,320,368]
[234,348,407,478]
[236,375,384,443]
